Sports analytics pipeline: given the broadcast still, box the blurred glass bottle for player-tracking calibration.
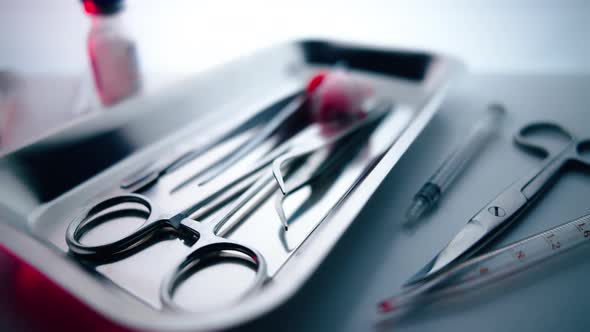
[82,0,141,108]
[0,71,20,146]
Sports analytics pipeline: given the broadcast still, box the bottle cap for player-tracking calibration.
[82,0,124,16]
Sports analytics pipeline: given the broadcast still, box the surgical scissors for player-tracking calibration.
[406,122,590,286]
[68,165,277,310]
[66,99,392,310]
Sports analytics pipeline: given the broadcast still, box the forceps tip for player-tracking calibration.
[274,193,290,231]
[272,159,288,195]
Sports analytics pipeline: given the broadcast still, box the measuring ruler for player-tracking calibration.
[378,213,590,315]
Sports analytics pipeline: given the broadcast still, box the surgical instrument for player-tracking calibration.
[197,68,372,186]
[405,122,590,286]
[273,99,393,230]
[120,93,306,192]
[120,69,370,192]
[378,212,590,316]
[275,116,384,250]
[404,104,505,226]
[65,99,392,311]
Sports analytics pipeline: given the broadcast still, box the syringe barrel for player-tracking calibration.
[429,104,505,192]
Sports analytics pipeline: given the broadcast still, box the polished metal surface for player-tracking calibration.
[0,40,462,331]
[65,96,397,311]
[120,93,305,191]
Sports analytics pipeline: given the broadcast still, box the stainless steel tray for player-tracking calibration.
[0,40,463,331]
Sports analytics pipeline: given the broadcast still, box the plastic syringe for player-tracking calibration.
[403,104,506,226]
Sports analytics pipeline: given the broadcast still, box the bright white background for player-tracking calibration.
[1,0,589,78]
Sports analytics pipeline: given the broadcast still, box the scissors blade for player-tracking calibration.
[404,219,492,286]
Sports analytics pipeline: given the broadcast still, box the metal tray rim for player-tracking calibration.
[0,39,464,331]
